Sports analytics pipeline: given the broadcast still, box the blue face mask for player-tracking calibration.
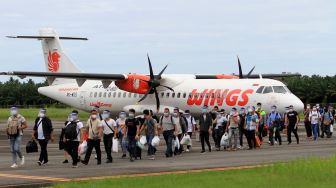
[202,109,207,113]
[129,113,135,118]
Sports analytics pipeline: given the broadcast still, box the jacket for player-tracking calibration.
[33,117,53,140]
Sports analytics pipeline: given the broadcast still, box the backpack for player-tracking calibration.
[7,115,21,138]
[64,121,79,140]
[160,115,174,126]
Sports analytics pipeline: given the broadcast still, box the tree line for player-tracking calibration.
[0,76,335,107]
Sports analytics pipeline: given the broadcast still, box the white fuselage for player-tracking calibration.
[38,76,304,117]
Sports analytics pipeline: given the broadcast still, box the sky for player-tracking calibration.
[0,0,335,82]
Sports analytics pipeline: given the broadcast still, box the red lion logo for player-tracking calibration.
[48,51,60,72]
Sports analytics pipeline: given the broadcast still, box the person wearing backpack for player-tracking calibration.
[123,109,141,162]
[244,106,259,150]
[321,106,333,138]
[184,110,196,152]
[32,109,54,166]
[6,106,28,168]
[159,108,176,158]
[285,105,300,144]
[63,111,84,168]
[139,109,158,160]
[81,110,103,165]
[101,110,117,163]
[256,102,267,143]
[267,105,282,146]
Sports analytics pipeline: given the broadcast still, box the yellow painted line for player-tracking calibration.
[0,173,70,182]
[73,164,265,181]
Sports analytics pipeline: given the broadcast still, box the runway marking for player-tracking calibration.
[0,164,264,183]
[0,173,70,182]
[73,164,265,181]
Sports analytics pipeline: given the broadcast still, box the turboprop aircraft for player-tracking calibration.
[1,28,304,116]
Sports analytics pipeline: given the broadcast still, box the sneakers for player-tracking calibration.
[20,156,25,166]
[80,160,88,165]
[72,165,79,168]
[37,161,42,166]
[186,149,190,152]
[121,154,127,159]
[237,145,242,150]
[130,157,135,162]
[148,155,155,160]
[200,150,206,154]
[62,159,69,164]
[10,163,18,168]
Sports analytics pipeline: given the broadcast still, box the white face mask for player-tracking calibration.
[10,110,18,116]
[248,109,252,113]
[271,108,276,112]
[173,112,178,117]
[38,113,45,118]
[289,109,293,112]
[129,113,135,118]
[230,111,235,116]
[164,112,169,117]
[313,108,317,111]
[119,114,126,119]
[91,114,97,119]
[102,114,109,119]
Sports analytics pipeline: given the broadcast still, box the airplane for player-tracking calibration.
[1,28,304,117]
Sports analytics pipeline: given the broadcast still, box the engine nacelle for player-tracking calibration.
[115,74,150,94]
[216,74,239,79]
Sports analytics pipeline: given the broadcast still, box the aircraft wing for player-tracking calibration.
[0,71,127,87]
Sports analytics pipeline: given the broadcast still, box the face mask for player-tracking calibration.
[289,109,293,112]
[313,108,317,111]
[38,113,45,118]
[307,106,310,109]
[185,114,191,118]
[230,111,235,116]
[102,114,109,119]
[248,109,252,113]
[129,113,135,118]
[91,114,97,119]
[10,110,18,116]
[119,114,126,119]
[173,112,178,117]
[164,112,169,117]
[239,110,244,115]
[202,109,207,113]
[271,108,276,112]
[257,106,261,109]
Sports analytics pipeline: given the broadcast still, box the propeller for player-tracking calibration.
[237,56,256,78]
[138,54,174,112]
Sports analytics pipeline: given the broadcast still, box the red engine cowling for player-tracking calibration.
[216,74,239,79]
[115,74,151,94]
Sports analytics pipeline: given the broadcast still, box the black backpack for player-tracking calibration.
[64,121,79,140]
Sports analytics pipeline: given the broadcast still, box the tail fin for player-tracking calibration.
[8,28,87,85]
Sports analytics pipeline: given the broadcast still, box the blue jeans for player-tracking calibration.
[119,133,128,155]
[146,135,156,156]
[9,136,23,164]
[127,136,136,158]
[311,124,319,141]
[163,130,174,157]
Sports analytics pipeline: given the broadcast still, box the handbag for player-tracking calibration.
[26,139,38,153]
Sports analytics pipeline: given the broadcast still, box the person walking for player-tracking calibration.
[199,105,213,153]
[139,109,158,160]
[159,108,176,158]
[286,105,300,144]
[244,106,259,150]
[304,104,312,139]
[123,109,141,162]
[226,108,240,151]
[267,105,282,146]
[101,110,117,163]
[309,106,321,141]
[32,109,54,166]
[81,110,103,165]
[6,106,28,168]
[184,110,196,152]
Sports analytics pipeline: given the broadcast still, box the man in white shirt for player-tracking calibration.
[309,106,321,141]
[184,110,196,152]
[101,110,117,163]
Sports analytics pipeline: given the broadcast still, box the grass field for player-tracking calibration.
[0,108,90,121]
[55,156,336,188]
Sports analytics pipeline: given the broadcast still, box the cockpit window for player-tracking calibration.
[256,86,265,94]
[273,86,287,94]
[263,86,273,94]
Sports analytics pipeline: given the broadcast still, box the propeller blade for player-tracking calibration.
[237,56,243,79]
[157,64,168,78]
[138,87,152,103]
[147,54,154,80]
[246,66,256,78]
[154,88,160,112]
[161,85,174,92]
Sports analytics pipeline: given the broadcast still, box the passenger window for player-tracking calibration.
[134,93,137,98]
[256,86,264,94]
[177,93,181,98]
[166,93,170,98]
[263,86,273,94]
[89,92,93,98]
[128,93,132,98]
[123,92,126,98]
[172,93,175,98]
[113,92,116,98]
[118,92,121,98]
[183,93,187,98]
[161,92,164,98]
[108,92,111,98]
[103,92,107,98]
[99,92,102,98]
[273,86,287,94]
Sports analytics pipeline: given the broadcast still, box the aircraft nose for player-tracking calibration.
[293,96,304,113]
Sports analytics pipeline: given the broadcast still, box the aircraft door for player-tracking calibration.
[79,91,87,106]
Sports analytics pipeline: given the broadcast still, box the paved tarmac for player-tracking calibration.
[0,121,335,187]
